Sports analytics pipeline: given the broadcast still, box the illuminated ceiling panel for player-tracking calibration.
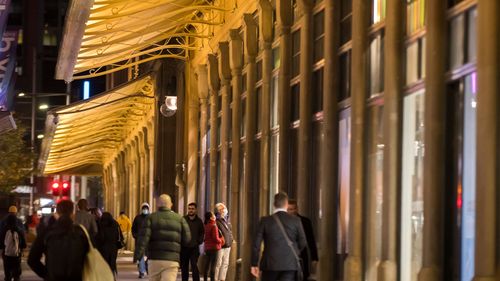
[39,75,155,175]
[56,0,225,81]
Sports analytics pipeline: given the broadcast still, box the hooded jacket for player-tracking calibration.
[132,203,150,239]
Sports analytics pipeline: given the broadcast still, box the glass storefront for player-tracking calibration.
[337,108,351,256]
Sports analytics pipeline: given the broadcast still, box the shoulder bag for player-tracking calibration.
[79,225,115,281]
[272,214,303,281]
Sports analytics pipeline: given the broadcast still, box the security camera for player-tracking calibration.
[160,96,177,117]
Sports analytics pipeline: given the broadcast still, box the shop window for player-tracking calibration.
[270,133,280,213]
[312,68,324,113]
[371,0,386,24]
[241,98,246,138]
[448,8,477,70]
[273,47,281,69]
[467,9,477,63]
[292,30,301,78]
[405,38,425,85]
[271,76,279,128]
[291,83,300,122]
[406,0,426,35]
[313,11,325,63]
[339,51,351,101]
[401,90,425,281]
[369,33,384,96]
[340,0,352,45]
[256,86,262,133]
[337,108,351,258]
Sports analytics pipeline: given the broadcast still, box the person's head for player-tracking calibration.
[5,213,17,227]
[140,203,150,215]
[7,205,17,214]
[187,202,197,217]
[89,207,102,220]
[287,199,298,216]
[274,192,289,209]
[157,194,173,209]
[119,211,125,216]
[100,212,114,226]
[77,199,88,211]
[204,212,215,224]
[56,199,74,218]
[215,202,228,218]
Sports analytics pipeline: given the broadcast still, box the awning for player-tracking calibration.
[56,0,224,82]
[39,74,155,175]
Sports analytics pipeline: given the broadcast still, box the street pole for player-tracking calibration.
[30,47,37,213]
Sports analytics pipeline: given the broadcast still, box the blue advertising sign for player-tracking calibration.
[0,29,18,110]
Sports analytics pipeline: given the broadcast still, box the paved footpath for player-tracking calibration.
[1,251,187,281]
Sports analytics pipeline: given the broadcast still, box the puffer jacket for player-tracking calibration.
[134,207,191,262]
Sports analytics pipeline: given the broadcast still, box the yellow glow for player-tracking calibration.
[39,104,49,110]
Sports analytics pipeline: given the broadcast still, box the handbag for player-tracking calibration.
[79,225,115,281]
[218,228,226,247]
[272,214,304,281]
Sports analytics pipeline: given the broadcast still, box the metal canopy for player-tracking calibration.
[39,75,155,175]
[56,0,224,81]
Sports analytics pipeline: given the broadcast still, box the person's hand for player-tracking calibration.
[250,266,260,278]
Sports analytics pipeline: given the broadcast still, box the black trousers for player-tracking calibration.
[261,270,296,281]
[203,250,218,281]
[3,255,21,281]
[180,246,200,281]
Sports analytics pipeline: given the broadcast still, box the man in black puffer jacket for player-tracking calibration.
[135,194,191,281]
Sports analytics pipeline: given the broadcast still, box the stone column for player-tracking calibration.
[229,29,243,243]
[241,14,259,281]
[187,65,200,206]
[418,1,447,280]
[197,64,209,214]
[378,0,404,279]
[474,0,500,280]
[277,0,292,191]
[318,0,340,279]
[208,54,220,210]
[259,0,273,216]
[344,0,368,279]
[218,42,231,205]
[297,0,313,215]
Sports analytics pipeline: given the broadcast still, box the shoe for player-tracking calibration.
[139,273,144,279]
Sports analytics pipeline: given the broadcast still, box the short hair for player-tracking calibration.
[215,202,226,210]
[119,211,125,215]
[274,192,289,208]
[77,199,88,210]
[158,194,173,208]
[288,199,297,206]
[188,202,197,208]
[57,200,74,216]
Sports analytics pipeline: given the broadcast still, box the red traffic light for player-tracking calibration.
[61,182,70,196]
[51,182,60,196]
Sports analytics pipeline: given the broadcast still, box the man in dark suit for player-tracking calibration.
[288,199,319,280]
[251,192,307,281]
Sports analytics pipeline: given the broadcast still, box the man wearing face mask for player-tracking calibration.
[214,202,233,281]
[132,202,150,279]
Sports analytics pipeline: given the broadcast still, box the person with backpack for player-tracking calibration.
[0,212,27,281]
[28,199,90,281]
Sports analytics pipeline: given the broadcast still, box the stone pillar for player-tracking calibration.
[378,0,404,279]
[277,0,292,191]
[241,14,259,281]
[474,0,500,280]
[418,1,447,280]
[197,64,209,215]
[187,65,200,206]
[318,0,340,279]
[344,0,368,279]
[229,29,243,244]
[259,0,273,216]
[208,54,220,211]
[297,0,313,215]
[218,42,231,205]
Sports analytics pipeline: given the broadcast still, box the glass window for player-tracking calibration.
[340,0,352,45]
[273,47,281,69]
[312,68,324,113]
[406,40,420,85]
[271,76,279,128]
[406,0,426,35]
[241,98,246,138]
[372,0,386,24]
[401,89,425,281]
[449,14,465,70]
[369,33,384,96]
[339,51,351,101]
[313,11,325,62]
[269,133,280,213]
[365,105,384,281]
[467,8,477,63]
[292,30,301,77]
[256,86,262,133]
[338,108,351,256]
[291,83,300,122]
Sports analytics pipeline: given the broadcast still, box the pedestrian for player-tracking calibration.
[203,212,223,281]
[117,210,132,252]
[74,199,98,238]
[180,202,204,281]
[135,194,191,281]
[132,202,150,279]
[214,202,233,281]
[96,212,122,274]
[287,199,319,280]
[28,199,90,281]
[0,211,27,281]
[0,206,25,237]
[251,192,307,281]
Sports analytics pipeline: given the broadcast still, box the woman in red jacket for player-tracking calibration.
[203,212,222,281]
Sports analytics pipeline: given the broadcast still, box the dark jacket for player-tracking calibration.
[0,214,27,255]
[251,211,307,271]
[204,220,222,251]
[28,216,89,281]
[298,214,318,278]
[96,213,120,273]
[132,213,148,239]
[0,215,25,237]
[216,217,233,248]
[183,215,204,248]
[134,207,191,262]
[74,210,98,237]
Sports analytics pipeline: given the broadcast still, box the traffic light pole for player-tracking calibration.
[29,47,37,214]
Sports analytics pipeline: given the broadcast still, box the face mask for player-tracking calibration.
[142,209,149,215]
[222,209,228,218]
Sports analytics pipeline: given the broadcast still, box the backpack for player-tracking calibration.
[4,229,20,257]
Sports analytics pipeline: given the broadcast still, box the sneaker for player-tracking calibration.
[139,273,144,279]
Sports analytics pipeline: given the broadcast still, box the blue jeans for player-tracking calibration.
[138,256,148,275]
